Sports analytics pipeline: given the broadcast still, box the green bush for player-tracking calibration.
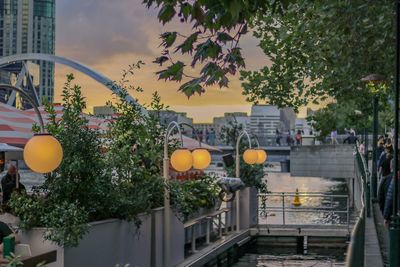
[170,173,220,220]
[9,67,219,247]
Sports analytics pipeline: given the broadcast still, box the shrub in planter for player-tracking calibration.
[170,173,220,220]
[9,65,223,247]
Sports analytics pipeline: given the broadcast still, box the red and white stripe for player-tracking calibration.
[0,103,108,146]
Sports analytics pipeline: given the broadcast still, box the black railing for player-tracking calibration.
[345,143,367,267]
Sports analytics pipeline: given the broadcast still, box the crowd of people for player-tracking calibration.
[275,129,303,146]
[373,135,398,226]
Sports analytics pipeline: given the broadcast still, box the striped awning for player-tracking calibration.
[0,103,108,146]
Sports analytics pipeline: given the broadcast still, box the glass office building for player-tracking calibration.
[0,0,55,102]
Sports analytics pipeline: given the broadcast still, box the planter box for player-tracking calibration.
[239,187,258,229]
[17,208,184,267]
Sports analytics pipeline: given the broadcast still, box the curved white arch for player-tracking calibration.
[0,53,147,114]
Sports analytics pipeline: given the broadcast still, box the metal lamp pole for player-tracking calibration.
[0,84,46,186]
[361,74,386,200]
[372,95,379,198]
[390,1,400,266]
[235,130,253,233]
[0,84,45,131]
[163,121,183,267]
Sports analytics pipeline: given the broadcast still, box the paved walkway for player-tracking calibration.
[365,210,384,267]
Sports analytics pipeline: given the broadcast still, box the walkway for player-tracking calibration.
[365,214,384,267]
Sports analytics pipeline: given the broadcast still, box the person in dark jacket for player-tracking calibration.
[343,132,358,144]
[384,170,399,224]
[379,173,393,213]
[380,147,393,178]
[1,165,25,206]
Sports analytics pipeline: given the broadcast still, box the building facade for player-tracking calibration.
[0,0,55,102]
[249,105,296,146]
[153,110,194,136]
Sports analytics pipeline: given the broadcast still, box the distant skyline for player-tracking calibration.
[54,1,306,122]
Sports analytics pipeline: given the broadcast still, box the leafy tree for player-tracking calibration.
[308,83,393,141]
[241,0,394,112]
[143,0,293,97]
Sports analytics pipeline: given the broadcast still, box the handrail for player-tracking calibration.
[345,142,366,267]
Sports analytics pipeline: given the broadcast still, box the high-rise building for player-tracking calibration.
[0,0,55,102]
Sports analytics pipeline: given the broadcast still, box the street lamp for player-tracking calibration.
[361,74,385,199]
[235,130,267,233]
[163,121,211,267]
[0,84,63,174]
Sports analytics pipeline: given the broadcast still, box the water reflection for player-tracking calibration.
[260,172,348,226]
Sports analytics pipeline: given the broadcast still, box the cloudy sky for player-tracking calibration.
[54,0,271,122]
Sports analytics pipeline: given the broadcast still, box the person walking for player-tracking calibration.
[331,130,338,145]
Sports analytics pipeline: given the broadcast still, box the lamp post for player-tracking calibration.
[235,130,267,233]
[163,121,211,267]
[361,74,385,199]
[0,84,63,174]
[390,1,400,266]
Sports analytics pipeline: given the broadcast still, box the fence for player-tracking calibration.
[344,143,367,267]
[257,192,351,230]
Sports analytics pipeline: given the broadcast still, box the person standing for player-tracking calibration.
[275,129,282,146]
[1,165,25,206]
[286,130,292,146]
[295,130,302,146]
[343,132,358,144]
[331,130,338,145]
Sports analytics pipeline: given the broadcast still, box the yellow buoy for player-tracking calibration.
[292,188,302,206]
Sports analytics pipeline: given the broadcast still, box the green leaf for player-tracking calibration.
[152,56,169,66]
[160,32,177,48]
[179,78,203,97]
[180,2,192,20]
[217,32,233,43]
[192,2,204,23]
[156,61,185,81]
[158,4,176,24]
[175,32,199,54]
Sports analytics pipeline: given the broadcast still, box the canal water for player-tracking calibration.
[233,172,348,266]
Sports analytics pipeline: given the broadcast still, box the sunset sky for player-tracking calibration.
[54,0,304,122]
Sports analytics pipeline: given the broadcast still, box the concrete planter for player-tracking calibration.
[17,208,185,267]
[239,187,258,229]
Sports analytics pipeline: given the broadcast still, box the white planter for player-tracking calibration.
[239,187,258,229]
[17,208,185,267]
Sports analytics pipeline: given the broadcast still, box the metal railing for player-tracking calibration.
[345,144,367,267]
[258,192,351,230]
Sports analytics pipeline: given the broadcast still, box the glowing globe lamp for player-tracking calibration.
[243,149,258,165]
[192,149,211,170]
[256,149,267,164]
[24,133,63,173]
[171,148,193,172]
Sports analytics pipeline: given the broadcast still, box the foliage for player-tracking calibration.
[308,84,394,141]
[241,0,394,112]
[219,120,267,193]
[104,62,167,221]
[170,173,220,220]
[143,0,293,97]
[5,253,23,267]
[10,74,105,246]
[10,66,224,247]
